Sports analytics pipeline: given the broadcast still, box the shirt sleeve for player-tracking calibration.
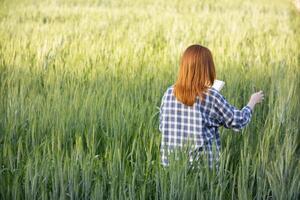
[212,92,253,132]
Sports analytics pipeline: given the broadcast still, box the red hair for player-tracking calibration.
[174,44,216,106]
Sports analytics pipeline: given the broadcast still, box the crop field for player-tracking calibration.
[0,0,299,199]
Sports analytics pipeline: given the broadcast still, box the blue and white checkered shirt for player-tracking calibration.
[159,85,253,168]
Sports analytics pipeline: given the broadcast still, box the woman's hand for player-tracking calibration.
[247,90,264,110]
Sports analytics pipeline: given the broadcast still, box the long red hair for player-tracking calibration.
[174,44,216,106]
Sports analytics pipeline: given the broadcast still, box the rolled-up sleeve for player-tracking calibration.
[213,92,253,132]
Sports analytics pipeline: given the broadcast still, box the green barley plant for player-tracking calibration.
[0,0,299,199]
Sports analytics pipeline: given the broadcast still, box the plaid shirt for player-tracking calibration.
[159,85,253,168]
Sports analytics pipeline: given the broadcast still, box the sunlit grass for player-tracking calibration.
[0,0,299,199]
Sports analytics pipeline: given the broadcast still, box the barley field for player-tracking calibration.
[0,0,299,199]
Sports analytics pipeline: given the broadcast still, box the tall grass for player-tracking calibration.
[0,0,299,199]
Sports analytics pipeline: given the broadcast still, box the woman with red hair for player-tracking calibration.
[159,44,264,169]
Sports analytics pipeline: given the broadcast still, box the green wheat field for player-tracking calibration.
[0,0,299,199]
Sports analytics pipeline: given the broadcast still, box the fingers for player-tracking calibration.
[259,93,265,103]
[250,89,265,104]
[257,90,263,94]
[255,90,265,103]
[253,90,263,95]
[257,90,264,96]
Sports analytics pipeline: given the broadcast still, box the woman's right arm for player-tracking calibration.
[212,90,264,132]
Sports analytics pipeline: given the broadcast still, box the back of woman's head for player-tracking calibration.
[174,44,216,106]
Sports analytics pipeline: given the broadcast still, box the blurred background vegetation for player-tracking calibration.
[0,0,299,199]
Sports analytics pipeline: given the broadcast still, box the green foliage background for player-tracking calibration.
[0,0,299,199]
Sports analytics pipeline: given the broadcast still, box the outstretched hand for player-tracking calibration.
[247,90,264,110]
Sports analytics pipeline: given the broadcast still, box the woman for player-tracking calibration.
[158,44,264,169]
